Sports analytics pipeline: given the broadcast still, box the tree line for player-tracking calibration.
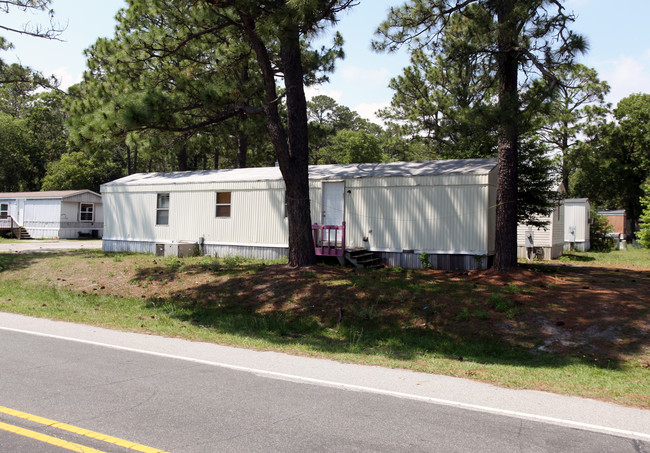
[1,0,649,268]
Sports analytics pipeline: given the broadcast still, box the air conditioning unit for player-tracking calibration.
[163,242,197,258]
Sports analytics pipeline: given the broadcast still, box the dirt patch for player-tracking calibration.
[4,252,648,368]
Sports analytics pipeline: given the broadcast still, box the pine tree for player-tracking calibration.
[374,0,586,271]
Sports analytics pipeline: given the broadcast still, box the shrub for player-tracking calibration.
[638,182,650,248]
[590,210,615,252]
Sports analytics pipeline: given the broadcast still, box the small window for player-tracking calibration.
[216,192,231,218]
[157,193,170,225]
[0,203,7,219]
[80,203,94,222]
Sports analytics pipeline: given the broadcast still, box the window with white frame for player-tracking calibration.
[0,203,7,219]
[216,192,231,218]
[157,193,170,225]
[80,203,94,222]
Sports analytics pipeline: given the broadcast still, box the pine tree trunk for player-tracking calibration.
[236,130,248,168]
[177,147,188,171]
[133,143,138,174]
[241,14,316,267]
[125,144,132,175]
[279,26,316,267]
[493,1,519,272]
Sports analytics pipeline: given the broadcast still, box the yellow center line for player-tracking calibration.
[0,406,168,453]
[0,420,105,452]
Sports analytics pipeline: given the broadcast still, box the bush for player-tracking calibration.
[590,210,615,252]
[638,182,650,248]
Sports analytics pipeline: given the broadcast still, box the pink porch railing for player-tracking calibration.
[312,221,346,257]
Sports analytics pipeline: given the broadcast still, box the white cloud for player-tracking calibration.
[596,54,650,105]
[354,101,390,125]
[304,85,343,102]
[49,66,83,91]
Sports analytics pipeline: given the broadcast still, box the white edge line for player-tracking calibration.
[2,325,649,442]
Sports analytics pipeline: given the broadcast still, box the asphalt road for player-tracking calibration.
[0,314,648,452]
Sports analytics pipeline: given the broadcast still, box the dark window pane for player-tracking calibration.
[217,192,231,204]
[216,205,231,218]
[157,194,170,209]
[156,209,169,225]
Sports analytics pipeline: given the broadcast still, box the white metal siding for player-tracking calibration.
[60,201,79,223]
[564,202,589,243]
[551,204,565,258]
[517,204,564,259]
[104,188,289,246]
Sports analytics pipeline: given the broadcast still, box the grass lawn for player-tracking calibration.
[0,247,648,409]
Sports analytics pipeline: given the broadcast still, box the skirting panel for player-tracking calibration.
[103,240,156,254]
[23,227,59,239]
[202,244,288,261]
[103,239,288,261]
[375,251,491,271]
[564,240,590,252]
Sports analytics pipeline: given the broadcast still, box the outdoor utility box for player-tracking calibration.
[525,231,534,248]
[568,226,576,242]
[163,242,196,258]
[155,243,165,257]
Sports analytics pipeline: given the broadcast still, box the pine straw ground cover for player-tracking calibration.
[0,249,648,408]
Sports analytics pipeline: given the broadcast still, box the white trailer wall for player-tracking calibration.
[564,199,590,251]
[102,160,497,269]
[517,204,565,260]
[22,199,61,238]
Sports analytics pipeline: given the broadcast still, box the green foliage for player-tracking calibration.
[418,252,433,269]
[323,129,385,164]
[590,210,615,252]
[41,151,123,192]
[637,182,650,248]
[307,94,401,165]
[571,94,650,233]
[0,113,37,191]
[535,64,611,194]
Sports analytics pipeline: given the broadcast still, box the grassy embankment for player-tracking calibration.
[0,247,648,408]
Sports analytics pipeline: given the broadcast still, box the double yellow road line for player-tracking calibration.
[0,406,167,452]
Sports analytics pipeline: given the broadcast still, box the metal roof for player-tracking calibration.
[0,190,100,199]
[564,198,589,203]
[596,210,625,216]
[103,158,498,187]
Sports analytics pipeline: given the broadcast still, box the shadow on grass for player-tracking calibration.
[557,253,597,263]
[0,252,41,273]
[129,258,649,371]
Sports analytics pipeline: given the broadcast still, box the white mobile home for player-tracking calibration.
[0,190,104,239]
[563,198,591,251]
[517,202,565,260]
[101,159,498,270]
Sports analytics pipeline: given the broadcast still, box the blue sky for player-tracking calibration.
[3,0,649,123]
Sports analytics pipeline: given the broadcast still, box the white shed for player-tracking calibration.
[563,198,591,251]
[101,158,498,270]
[517,202,565,260]
[0,190,104,239]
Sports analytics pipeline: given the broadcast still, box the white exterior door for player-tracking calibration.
[17,200,25,225]
[321,182,344,226]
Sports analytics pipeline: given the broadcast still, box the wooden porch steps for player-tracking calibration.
[344,248,383,269]
[17,227,31,239]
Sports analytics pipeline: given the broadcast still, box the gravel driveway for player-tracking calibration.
[0,240,103,253]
